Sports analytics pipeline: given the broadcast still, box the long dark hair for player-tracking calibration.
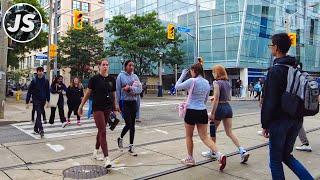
[190,63,204,77]
[124,60,134,72]
[53,75,63,84]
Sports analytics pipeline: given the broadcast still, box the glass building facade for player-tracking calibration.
[104,0,320,92]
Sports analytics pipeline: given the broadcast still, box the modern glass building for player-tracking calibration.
[104,0,320,95]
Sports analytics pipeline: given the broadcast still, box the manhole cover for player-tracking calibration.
[63,165,108,179]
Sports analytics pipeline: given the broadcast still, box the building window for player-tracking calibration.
[93,18,103,25]
[73,1,80,10]
[82,2,89,12]
[58,0,61,10]
[84,18,90,25]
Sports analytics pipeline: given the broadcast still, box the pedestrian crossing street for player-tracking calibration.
[11,100,183,140]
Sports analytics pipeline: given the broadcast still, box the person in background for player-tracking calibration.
[49,75,68,128]
[67,77,84,126]
[254,81,262,101]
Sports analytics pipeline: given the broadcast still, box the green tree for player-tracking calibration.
[7,68,32,82]
[58,25,107,79]
[6,0,49,68]
[105,12,185,76]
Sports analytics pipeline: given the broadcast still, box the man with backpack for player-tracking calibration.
[261,33,314,179]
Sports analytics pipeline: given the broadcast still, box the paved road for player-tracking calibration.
[1,99,260,144]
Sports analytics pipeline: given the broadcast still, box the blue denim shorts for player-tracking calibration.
[215,103,233,121]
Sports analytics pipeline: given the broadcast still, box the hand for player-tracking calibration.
[26,103,29,109]
[133,81,139,87]
[182,69,189,76]
[115,106,120,112]
[122,85,130,91]
[78,106,83,116]
[208,113,215,121]
[262,129,270,138]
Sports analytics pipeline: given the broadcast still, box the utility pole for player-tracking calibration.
[0,0,8,119]
[195,0,199,63]
[47,0,53,82]
[53,0,58,77]
[175,64,177,96]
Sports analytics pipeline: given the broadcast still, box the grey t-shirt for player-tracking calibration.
[215,80,231,101]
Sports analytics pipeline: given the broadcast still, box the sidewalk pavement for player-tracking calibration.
[0,113,319,179]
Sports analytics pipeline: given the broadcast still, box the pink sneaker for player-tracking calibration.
[67,119,71,124]
[181,157,195,166]
[77,121,81,126]
[219,154,227,171]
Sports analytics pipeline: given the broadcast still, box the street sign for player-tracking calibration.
[35,54,48,60]
[177,26,190,33]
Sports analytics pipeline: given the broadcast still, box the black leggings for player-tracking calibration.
[67,105,80,120]
[120,100,137,145]
[49,99,66,124]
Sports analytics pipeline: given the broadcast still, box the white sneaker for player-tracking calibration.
[117,137,123,152]
[92,149,104,161]
[128,145,138,156]
[104,157,112,168]
[257,131,263,136]
[62,122,67,128]
[240,152,250,163]
[201,150,217,160]
[295,144,312,152]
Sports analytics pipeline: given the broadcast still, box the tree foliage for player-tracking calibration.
[105,12,185,76]
[58,25,106,79]
[6,0,49,68]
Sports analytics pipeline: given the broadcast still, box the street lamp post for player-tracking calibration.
[120,58,125,71]
[186,32,197,63]
[158,52,163,97]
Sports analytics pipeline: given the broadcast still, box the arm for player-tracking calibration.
[261,68,281,129]
[78,88,92,116]
[113,91,117,110]
[26,80,34,104]
[116,75,121,106]
[50,83,58,93]
[62,84,68,92]
[46,80,50,102]
[204,91,209,104]
[130,75,142,94]
[175,69,192,90]
[211,84,220,115]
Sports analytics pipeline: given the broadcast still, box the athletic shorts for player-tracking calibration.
[215,103,233,121]
[184,109,208,125]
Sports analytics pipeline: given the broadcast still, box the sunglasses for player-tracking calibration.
[268,44,276,47]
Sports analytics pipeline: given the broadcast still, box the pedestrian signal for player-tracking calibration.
[288,33,296,46]
[73,10,83,30]
[167,23,174,40]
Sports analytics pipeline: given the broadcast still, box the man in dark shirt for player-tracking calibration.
[261,33,313,179]
[26,67,50,137]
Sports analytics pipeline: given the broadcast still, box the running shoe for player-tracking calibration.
[117,137,123,152]
[181,157,195,166]
[219,154,227,171]
[240,152,250,163]
[129,145,138,156]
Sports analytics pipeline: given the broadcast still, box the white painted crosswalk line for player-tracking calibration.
[11,118,139,140]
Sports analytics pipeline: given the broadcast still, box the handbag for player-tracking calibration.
[176,79,195,118]
[49,85,59,107]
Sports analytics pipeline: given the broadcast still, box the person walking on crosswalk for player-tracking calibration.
[26,67,50,137]
[78,58,117,169]
[66,77,84,126]
[116,60,142,156]
[49,75,68,128]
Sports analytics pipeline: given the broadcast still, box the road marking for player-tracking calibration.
[154,129,168,135]
[46,143,65,152]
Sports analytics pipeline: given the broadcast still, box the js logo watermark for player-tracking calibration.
[2,3,42,43]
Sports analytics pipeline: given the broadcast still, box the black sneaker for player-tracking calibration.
[39,130,44,137]
[43,120,47,124]
[33,130,39,134]
[110,118,120,131]
[128,145,138,156]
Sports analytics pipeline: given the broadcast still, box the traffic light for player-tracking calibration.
[198,57,203,65]
[73,10,83,30]
[288,33,296,46]
[167,23,174,40]
[50,44,58,58]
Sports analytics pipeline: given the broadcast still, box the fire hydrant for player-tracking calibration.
[16,90,21,102]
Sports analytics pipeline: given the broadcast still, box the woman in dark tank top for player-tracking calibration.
[201,65,250,164]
